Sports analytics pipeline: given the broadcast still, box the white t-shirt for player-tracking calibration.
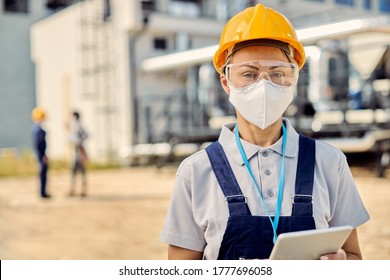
[160,119,370,260]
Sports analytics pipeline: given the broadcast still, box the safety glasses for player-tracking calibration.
[225,60,299,89]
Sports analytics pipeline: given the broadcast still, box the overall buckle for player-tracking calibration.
[292,194,314,204]
[225,194,247,204]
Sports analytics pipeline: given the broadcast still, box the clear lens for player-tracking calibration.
[225,60,299,88]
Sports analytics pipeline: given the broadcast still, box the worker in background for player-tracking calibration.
[31,107,50,199]
[160,4,370,260]
[68,111,89,197]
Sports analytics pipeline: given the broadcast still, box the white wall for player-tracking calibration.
[31,0,135,162]
[31,5,81,160]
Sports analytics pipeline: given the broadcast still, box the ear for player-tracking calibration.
[220,73,230,95]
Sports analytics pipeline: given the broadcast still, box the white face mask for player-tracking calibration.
[228,80,293,129]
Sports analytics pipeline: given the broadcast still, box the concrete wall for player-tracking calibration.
[0,0,47,150]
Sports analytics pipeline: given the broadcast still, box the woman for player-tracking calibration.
[160,4,369,260]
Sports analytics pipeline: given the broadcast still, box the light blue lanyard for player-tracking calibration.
[234,123,287,244]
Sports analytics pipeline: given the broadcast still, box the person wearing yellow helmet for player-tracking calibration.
[161,4,369,260]
[31,107,51,199]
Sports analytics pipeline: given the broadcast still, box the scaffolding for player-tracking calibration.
[79,0,119,162]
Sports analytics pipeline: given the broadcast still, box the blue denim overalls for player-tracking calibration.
[205,134,316,260]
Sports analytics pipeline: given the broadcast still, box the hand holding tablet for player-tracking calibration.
[269,226,353,260]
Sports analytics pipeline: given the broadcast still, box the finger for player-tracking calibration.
[320,249,347,260]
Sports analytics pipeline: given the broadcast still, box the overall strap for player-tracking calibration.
[292,134,316,216]
[206,141,251,216]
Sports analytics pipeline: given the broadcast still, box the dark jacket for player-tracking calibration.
[32,123,46,161]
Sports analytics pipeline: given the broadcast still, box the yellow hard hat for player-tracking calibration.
[213,4,305,73]
[32,107,46,122]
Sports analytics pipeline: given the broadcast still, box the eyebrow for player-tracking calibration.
[237,64,259,70]
[236,64,284,71]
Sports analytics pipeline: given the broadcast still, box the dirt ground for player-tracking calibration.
[0,161,389,260]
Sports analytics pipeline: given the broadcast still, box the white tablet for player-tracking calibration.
[269,226,353,260]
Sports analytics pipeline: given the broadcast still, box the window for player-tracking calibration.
[3,0,28,13]
[335,0,354,6]
[328,53,349,101]
[379,0,390,12]
[154,38,167,50]
[141,0,156,12]
[363,0,371,9]
[170,0,201,18]
[46,0,74,9]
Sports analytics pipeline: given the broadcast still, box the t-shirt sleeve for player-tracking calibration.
[328,154,370,228]
[160,166,206,252]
